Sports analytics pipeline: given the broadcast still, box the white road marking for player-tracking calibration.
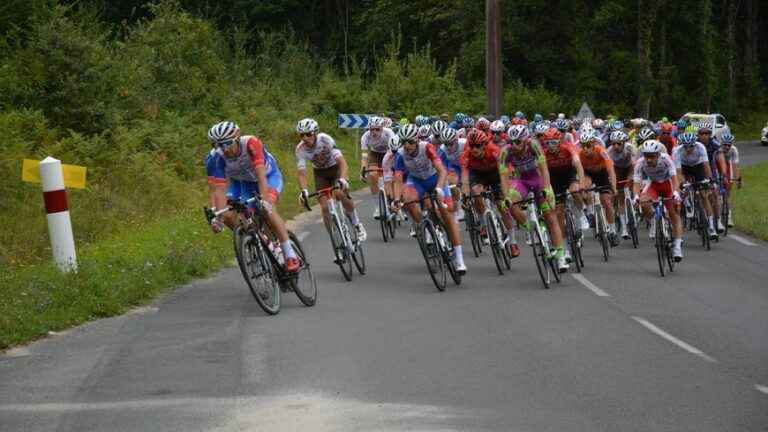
[2,346,31,358]
[571,274,611,297]
[728,234,758,246]
[297,231,309,242]
[755,385,768,395]
[631,316,717,363]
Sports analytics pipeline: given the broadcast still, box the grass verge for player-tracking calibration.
[732,161,768,241]
[729,112,766,141]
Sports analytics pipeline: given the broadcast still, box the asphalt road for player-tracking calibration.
[734,140,768,167]
[1,143,767,431]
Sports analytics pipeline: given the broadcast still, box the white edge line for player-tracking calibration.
[571,273,610,297]
[727,234,758,247]
[297,231,309,242]
[631,316,717,363]
[755,385,768,395]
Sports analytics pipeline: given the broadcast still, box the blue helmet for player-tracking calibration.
[610,120,624,131]
[676,119,688,129]
[678,132,697,146]
[500,115,511,125]
[721,132,735,144]
[515,111,525,119]
[534,113,543,122]
[414,115,429,126]
[454,112,467,124]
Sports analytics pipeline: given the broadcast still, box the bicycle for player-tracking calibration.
[648,197,676,277]
[204,198,317,315]
[557,191,584,273]
[614,179,639,248]
[402,190,462,291]
[461,185,484,258]
[510,192,562,289]
[467,189,510,275]
[363,167,397,242]
[303,184,365,281]
[584,185,613,262]
[681,179,712,251]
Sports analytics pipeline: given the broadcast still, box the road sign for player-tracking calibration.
[338,113,374,129]
[575,102,595,121]
[22,159,87,189]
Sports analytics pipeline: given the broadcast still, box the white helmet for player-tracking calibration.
[431,120,448,136]
[640,139,664,154]
[368,116,385,129]
[208,121,240,144]
[398,124,419,141]
[381,117,393,128]
[579,130,595,144]
[388,135,401,152]
[296,118,319,134]
[490,120,506,133]
[507,124,528,141]
[417,124,431,139]
[440,127,458,143]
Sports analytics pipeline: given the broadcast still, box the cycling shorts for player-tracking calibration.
[314,164,341,191]
[615,166,632,184]
[549,166,578,200]
[226,170,283,207]
[641,180,674,212]
[367,150,386,168]
[469,169,501,190]
[586,170,611,192]
[505,174,554,213]
[682,163,707,183]
[406,173,452,205]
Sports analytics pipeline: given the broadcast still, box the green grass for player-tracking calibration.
[732,161,768,240]
[729,112,767,141]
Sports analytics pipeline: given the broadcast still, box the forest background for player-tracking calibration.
[0,0,765,347]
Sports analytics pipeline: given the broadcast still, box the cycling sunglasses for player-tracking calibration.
[299,132,314,138]
[404,138,418,145]
[217,139,236,148]
[544,140,559,147]
[470,143,485,149]
[370,128,382,132]
[509,139,523,146]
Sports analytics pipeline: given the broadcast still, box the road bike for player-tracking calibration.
[462,186,484,258]
[363,167,398,242]
[303,184,365,281]
[585,185,612,262]
[467,189,511,275]
[402,190,462,291]
[204,198,316,315]
[557,191,584,273]
[649,197,675,277]
[512,192,561,289]
[614,179,639,248]
[681,179,713,251]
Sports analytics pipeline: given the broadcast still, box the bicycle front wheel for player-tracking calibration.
[378,190,390,242]
[288,231,317,307]
[486,212,505,275]
[531,227,552,289]
[565,211,582,273]
[466,207,483,257]
[239,232,281,315]
[418,220,446,291]
[330,215,353,281]
[655,217,666,277]
[597,211,609,262]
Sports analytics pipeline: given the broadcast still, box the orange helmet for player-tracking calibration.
[541,127,562,142]
[661,122,674,134]
[466,128,489,147]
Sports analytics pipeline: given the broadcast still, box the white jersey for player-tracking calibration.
[382,151,396,182]
[295,132,342,170]
[606,143,636,169]
[395,142,441,180]
[633,153,676,183]
[360,127,395,154]
[722,145,739,164]
[672,142,708,168]
[439,138,466,168]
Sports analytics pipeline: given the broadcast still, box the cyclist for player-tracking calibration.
[438,127,466,222]
[205,121,300,273]
[697,122,727,233]
[606,130,638,239]
[658,122,677,155]
[579,132,619,246]
[555,119,576,145]
[542,127,586,267]
[431,120,449,144]
[720,132,741,227]
[360,116,396,219]
[391,124,467,274]
[417,124,432,142]
[633,140,684,261]
[476,117,492,139]
[490,120,508,146]
[636,127,656,147]
[460,128,503,245]
[449,112,467,130]
[673,132,717,239]
[295,118,367,241]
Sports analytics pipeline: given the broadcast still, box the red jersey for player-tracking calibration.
[544,141,579,171]
[461,143,501,173]
[579,145,612,173]
[658,134,677,155]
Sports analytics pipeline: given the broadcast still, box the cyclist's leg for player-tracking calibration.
[593,171,616,226]
[367,151,383,196]
[404,177,426,224]
[222,179,244,229]
[313,169,335,230]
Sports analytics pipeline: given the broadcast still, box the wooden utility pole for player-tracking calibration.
[486,0,503,117]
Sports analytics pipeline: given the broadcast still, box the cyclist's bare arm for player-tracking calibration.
[572,154,587,189]
[297,169,308,191]
[336,154,350,183]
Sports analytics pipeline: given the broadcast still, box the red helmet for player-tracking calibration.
[542,127,562,142]
[476,117,491,132]
[466,128,489,147]
[661,122,674,134]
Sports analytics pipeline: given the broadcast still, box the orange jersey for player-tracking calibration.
[579,145,613,173]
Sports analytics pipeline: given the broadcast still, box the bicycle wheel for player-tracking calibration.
[541,226,562,282]
[387,207,397,239]
[378,190,389,242]
[288,231,317,307]
[531,226,552,289]
[436,222,461,285]
[330,215,353,281]
[721,190,730,236]
[466,206,483,257]
[655,217,666,277]
[597,211,609,262]
[626,201,639,248]
[696,199,710,250]
[485,212,505,275]
[239,232,281,315]
[664,219,675,273]
[352,233,366,275]
[565,211,582,273]
[418,220,446,291]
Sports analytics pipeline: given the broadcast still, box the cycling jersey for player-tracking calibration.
[633,154,676,183]
[701,138,722,176]
[360,127,396,154]
[722,145,739,164]
[460,143,501,173]
[223,135,277,182]
[382,150,397,182]
[394,142,442,180]
[672,142,708,168]
[499,140,545,179]
[544,141,580,171]
[439,138,466,174]
[579,145,612,174]
[658,134,677,155]
[295,133,342,170]
[606,144,636,169]
[206,136,283,205]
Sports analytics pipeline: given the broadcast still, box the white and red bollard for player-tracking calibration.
[39,156,77,272]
